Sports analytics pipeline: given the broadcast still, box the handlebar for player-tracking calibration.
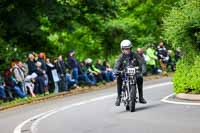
[115,66,140,76]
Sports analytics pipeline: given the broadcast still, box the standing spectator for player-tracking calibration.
[136,48,147,76]
[46,58,57,93]
[146,44,159,74]
[55,55,68,92]
[38,52,47,72]
[67,50,79,84]
[38,53,49,94]
[27,53,37,75]
[157,41,169,75]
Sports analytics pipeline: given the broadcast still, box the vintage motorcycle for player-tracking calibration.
[118,66,139,112]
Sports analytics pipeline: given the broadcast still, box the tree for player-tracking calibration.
[163,0,200,94]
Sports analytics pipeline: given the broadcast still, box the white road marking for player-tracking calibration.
[161,93,200,106]
[14,82,172,133]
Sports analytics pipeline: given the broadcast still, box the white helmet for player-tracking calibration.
[120,39,132,49]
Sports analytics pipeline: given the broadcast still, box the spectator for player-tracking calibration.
[4,68,26,98]
[0,75,7,101]
[11,58,17,68]
[24,73,37,97]
[67,50,79,84]
[102,61,115,81]
[38,52,47,72]
[0,84,7,102]
[167,50,176,72]
[13,60,26,93]
[38,53,49,94]
[46,58,57,93]
[85,58,104,83]
[136,48,147,76]
[65,73,77,89]
[78,61,96,85]
[27,53,37,75]
[55,55,68,92]
[34,61,47,94]
[95,59,110,82]
[146,44,159,74]
[157,41,169,75]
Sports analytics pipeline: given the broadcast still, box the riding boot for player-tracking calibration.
[138,87,147,104]
[137,75,147,104]
[115,76,122,106]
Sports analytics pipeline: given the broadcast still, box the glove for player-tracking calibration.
[113,70,120,76]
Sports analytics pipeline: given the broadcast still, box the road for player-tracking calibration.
[0,77,200,133]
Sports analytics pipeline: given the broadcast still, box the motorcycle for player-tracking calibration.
[118,66,139,112]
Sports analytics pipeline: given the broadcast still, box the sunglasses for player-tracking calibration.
[122,48,130,51]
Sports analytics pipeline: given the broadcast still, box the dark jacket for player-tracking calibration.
[27,60,37,75]
[38,58,47,71]
[55,60,66,75]
[114,52,141,72]
[35,68,45,77]
[46,63,55,82]
[67,56,79,69]
[157,46,168,60]
[95,64,105,71]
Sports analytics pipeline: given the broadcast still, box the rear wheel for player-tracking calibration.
[129,85,136,112]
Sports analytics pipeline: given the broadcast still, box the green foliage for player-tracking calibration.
[163,0,200,53]
[173,57,200,94]
[0,0,179,72]
[164,0,200,94]
[0,38,27,72]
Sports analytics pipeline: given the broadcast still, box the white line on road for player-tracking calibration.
[161,93,200,106]
[14,82,172,133]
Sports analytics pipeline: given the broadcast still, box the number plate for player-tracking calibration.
[127,67,135,74]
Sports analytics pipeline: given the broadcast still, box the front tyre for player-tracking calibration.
[129,85,136,112]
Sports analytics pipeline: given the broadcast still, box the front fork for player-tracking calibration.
[127,78,137,102]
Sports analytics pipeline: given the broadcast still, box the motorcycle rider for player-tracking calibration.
[114,39,147,106]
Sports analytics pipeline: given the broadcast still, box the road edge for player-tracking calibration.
[176,93,200,101]
[0,74,172,111]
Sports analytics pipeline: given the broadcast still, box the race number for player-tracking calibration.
[127,67,136,74]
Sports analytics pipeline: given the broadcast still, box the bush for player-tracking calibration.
[163,0,200,94]
[173,56,200,94]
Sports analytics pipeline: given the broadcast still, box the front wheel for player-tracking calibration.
[129,85,136,112]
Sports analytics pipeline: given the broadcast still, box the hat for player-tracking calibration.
[85,58,93,64]
[36,61,42,67]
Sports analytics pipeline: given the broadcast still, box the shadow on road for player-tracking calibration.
[118,103,163,113]
[135,103,162,112]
